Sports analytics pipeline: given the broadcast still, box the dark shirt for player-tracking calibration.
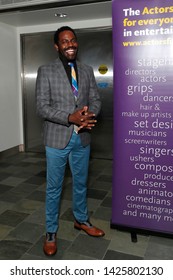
[59,53,78,86]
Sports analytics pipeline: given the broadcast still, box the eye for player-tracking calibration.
[59,38,77,45]
[71,38,77,43]
[60,39,69,45]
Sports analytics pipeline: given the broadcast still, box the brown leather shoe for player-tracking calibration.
[43,233,57,256]
[74,220,105,237]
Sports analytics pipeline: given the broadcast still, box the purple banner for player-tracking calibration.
[112,0,173,234]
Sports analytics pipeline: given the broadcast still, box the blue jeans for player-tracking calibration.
[45,132,90,233]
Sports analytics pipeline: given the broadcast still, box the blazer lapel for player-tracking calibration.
[76,62,83,97]
[54,59,71,90]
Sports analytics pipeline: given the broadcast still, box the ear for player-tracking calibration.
[54,44,59,51]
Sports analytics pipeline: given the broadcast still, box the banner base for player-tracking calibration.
[110,222,173,243]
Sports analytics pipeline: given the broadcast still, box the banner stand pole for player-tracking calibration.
[131,232,137,243]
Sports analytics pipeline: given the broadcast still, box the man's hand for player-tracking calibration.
[68,106,97,132]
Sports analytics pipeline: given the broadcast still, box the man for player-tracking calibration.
[36,26,105,256]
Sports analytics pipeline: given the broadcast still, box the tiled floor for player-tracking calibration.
[0,151,173,260]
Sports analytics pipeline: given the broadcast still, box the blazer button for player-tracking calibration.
[75,105,78,108]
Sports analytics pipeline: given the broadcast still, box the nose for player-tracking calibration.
[68,40,73,47]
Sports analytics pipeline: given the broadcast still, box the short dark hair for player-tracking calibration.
[54,26,77,45]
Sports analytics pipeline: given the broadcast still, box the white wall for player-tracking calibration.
[0,17,112,153]
[0,22,23,152]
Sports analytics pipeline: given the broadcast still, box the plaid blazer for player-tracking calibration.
[35,58,101,149]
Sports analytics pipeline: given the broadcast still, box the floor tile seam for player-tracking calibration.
[66,241,99,260]
[0,197,25,208]
[0,164,16,169]
[3,233,34,246]
[0,223,15,241]
[0,211,30,228]
[8,189,41,200]
[91,200,109,220]
[0,182,27,188]
[142,236,151,259]
[25,194,46,203]
[101,192,112,202]
[87,185,108,193]
[107,247,146,258]
[94,204,112,213]
[100,203,112,210]
[0,170,22,175]
[4,227,45,258]
[26,174,46,185]
[12,219,45,229]
[64,229,83,254]
[24,217,45,227]
[89,165,112,172]
[87,192,108,200]
[88,172,102,179]
[1,209,28,224]
[87,177,100,186]
[90,199,104,218]
[8,188,40,196]
[0,204,15,214]
[88,184,111,192]
[96,179,112,184]
[60,240,77,259]
[0,187,22,195]
[10,204,44,217]
[106,248,145,259]
[1,239,34,260]
[101,241,111,260]
[144,235,157,257]
[19,232,46,259]
[16,184,43,190]
[11,210,45,219]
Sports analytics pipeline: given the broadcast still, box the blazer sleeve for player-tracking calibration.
[87,66,101,117]
[35,65,71,126]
